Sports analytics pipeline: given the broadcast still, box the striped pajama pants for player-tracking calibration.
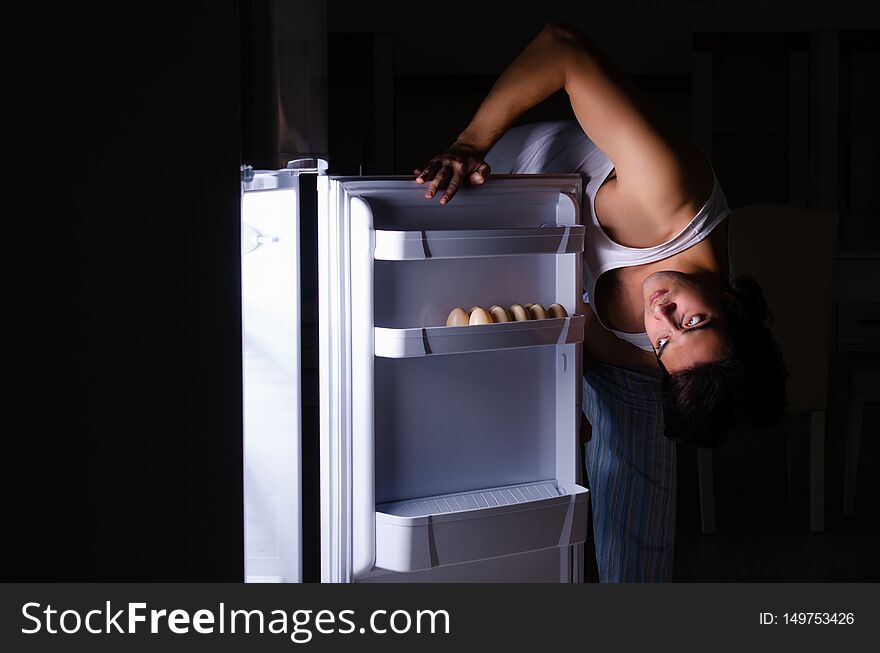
[582,362,677,582]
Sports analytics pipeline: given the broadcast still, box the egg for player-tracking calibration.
[489,305,510,323]
[528,303,547,320]
[525,303,534,311]
[548,303,568,318]
[446,307,470,326]
[469,306,493,325]
[509,304,530,321]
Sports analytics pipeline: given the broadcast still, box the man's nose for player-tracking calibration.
[654,301,677,324]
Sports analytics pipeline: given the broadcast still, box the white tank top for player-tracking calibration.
[486,120,732,352]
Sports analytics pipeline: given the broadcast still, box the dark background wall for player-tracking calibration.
[5,1,878,581]
[9,3,244,580]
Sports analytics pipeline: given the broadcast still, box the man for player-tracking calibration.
[414,22,786,580]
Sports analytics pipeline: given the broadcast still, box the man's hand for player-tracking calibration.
[414,141,491,205]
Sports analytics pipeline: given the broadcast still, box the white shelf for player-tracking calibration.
[373,225,585,260]
[374,315,585,358]
[375,480,589,573]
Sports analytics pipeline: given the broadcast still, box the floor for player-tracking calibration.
[583,399,880,582]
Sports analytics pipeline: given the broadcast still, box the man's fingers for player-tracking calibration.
[417,158,489,200]
[415,160,440,183]
[440,170,463,204]
[425,166,449,199]
[468,161,491,185]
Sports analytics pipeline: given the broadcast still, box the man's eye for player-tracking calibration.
[685,315,705,328]
[657,336,669,350]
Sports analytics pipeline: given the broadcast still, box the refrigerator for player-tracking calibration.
[243,166,590,583]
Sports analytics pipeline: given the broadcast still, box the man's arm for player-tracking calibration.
[416,22,574,203]
[418,21,709,213]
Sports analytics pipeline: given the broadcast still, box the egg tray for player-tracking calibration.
[373,314,585,358]
[374,479,589,573]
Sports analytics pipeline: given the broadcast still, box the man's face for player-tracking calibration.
[642,271,731,372]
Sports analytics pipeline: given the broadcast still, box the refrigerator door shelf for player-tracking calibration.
[373,225,585,261]
[374,480,589,573]
[374,315,584,358]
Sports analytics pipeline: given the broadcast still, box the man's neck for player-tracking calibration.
[597,228,729,334]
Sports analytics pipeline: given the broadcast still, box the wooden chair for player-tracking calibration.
[697,203,838,534]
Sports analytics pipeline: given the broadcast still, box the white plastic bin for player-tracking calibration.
[374,480,589,573]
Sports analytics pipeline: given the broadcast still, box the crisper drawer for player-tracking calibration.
[374,480,588,573]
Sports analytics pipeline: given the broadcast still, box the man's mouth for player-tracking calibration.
[648,289,668,307]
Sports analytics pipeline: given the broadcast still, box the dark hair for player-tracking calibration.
[661,275,788,448]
